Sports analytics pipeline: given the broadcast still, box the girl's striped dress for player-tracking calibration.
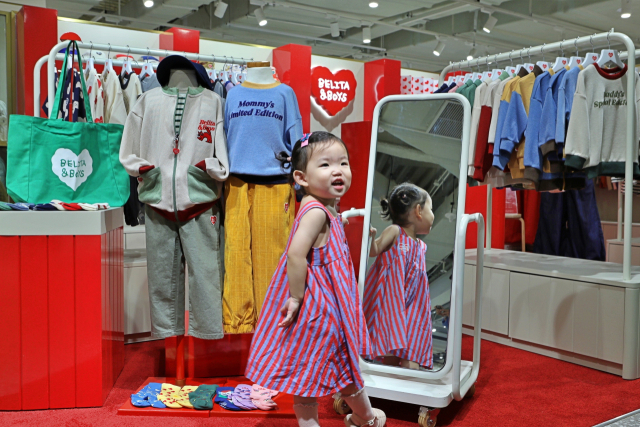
[245,201,372,397]
[363,226,433,368]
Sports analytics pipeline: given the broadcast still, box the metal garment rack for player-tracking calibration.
[438,31,637,282]
[33,54,159,117]
[41,41,253,119]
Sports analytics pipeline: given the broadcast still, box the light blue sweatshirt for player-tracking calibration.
[224,81,303,179]
[523,71,553,174]
[538,68,567,158]
[555,66,582,147]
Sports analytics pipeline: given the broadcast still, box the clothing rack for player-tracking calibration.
[438,31,637,282]
[33,53,159,118]
[40,41,253,119]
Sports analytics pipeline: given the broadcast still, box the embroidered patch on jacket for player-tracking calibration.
[284,203,289,213]
[211,215,217,225]
[197,120,216,143]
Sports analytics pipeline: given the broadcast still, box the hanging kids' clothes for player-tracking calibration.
[223,79,303,334]
[119,85,229,339]
[120,72,143,113]
[85,67,104,123]
[245,202,371,396]
[102,68,128,125]
[140,73,161,92]
[363,227,433,368]
[565,64,640,178]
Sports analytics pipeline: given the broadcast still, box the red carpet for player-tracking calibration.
[1,336,639,426]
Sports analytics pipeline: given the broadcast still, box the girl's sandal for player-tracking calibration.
[344,408,386,427]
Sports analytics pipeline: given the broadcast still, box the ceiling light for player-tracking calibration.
[363,26,371,44]
[467,47,476,61]
[213,1,227,18]
[369,1,378,8]
[483,14,497,33]
[330,22,340,38]
[433,40,445,56]
[255,7,267,26]
[621,0,631,18]
[143,0,153,7]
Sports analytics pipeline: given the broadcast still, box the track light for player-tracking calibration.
[433,40,445,56]
[363,26,371,44]
[369,1,378,8]
[255,7,267,26]
[467,47,476,61]
[621,0,631,18]
[213,1,228,18]
[143,0,153,7]
[483,14,497,33]
[330,22,340,38]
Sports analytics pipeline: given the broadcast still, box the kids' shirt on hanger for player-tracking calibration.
[492,74,524,171]
[564,64,640,178]
[102,69,128,125]
[555,65,583,148]
[523,68,555,184]
[140,73,161,93]
[224,81,303,183]
[468,80,490,177]
[487,75,514,146]
[499,66,541,182]
[472,72,511,182]
[85,67,104,123]
[120,72,143,114]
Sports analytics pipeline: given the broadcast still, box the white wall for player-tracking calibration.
[0,0,45,13]
[58,19,160,54]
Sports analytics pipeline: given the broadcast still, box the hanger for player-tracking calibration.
[597,29,624,69]
[222,56,230,82]
[241,58,248,82]
[481,58,490,80]
[505,51,516,76]
[471,60,482,81]
[536,44,550,72]
[582,34,599,67]
[120,46,133,76]
[85,42,96,78]
[523,47,535,73]
[139,49,155,77]
[105,44,114,75]
[567,38,583,69]
[551,40,569,72]
[489,54,502,81]
[445,62,455,85]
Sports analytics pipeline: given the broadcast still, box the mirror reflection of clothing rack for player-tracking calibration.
[439,32,640,385]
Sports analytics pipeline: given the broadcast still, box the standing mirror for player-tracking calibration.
[359,96,465,373]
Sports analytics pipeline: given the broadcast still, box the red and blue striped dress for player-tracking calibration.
[245,201,372,397]
[363,226,433,368]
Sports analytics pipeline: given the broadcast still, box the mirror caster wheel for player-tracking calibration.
[466,383,476,398]
[418,407,439,427]
[332,393,352,415]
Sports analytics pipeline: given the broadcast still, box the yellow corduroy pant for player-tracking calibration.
[223,176,295,334]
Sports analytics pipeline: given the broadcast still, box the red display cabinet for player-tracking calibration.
[0,209,125,410]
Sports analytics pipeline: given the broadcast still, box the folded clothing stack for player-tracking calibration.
[0,200,111,211]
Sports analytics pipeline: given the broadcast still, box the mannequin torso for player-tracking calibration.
[245,67,276,84]
[169,69,199,89]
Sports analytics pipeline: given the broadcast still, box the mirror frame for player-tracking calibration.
[357,93,472,380]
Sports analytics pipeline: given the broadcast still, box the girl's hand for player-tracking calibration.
[341,216,349,225]
[369,226,377,238]
[278,297,301,328]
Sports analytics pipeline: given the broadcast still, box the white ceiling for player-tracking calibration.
[48,0,640,72]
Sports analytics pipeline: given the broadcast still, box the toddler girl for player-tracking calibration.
[245,132,386,427]
[363,183,434,370]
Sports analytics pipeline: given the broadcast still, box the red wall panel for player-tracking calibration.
[0,237,21,410]
[465,185,505,249]
[164,27,200,53]
[364,58,401,121]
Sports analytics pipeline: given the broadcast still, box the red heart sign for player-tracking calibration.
[543,64,547,68]
[311,67,357,116]
[562,59,566,64]
[609,52,613,58]
[592,55,597,60]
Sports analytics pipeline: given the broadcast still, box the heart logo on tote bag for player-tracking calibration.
[51,148,93,191]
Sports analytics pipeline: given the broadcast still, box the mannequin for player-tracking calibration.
[245,61,276,84]
[222,60,303,334]
[168,69,199,88]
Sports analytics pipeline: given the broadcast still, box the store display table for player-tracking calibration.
[118,376,295,419]
[0,208,124,410]
[464,249,640,379]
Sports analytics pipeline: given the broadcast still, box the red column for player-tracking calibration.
[273,44,312,133]
[340,121,372,279]
[363,58,401,121]
[15,6,58,117]
[465,185,505,249]
[159,27,200,54]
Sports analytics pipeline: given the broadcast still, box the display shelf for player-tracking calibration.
[118,376,296,419]
[0,207,124,236]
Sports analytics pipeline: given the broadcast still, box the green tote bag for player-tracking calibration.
[6,41,130,206]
